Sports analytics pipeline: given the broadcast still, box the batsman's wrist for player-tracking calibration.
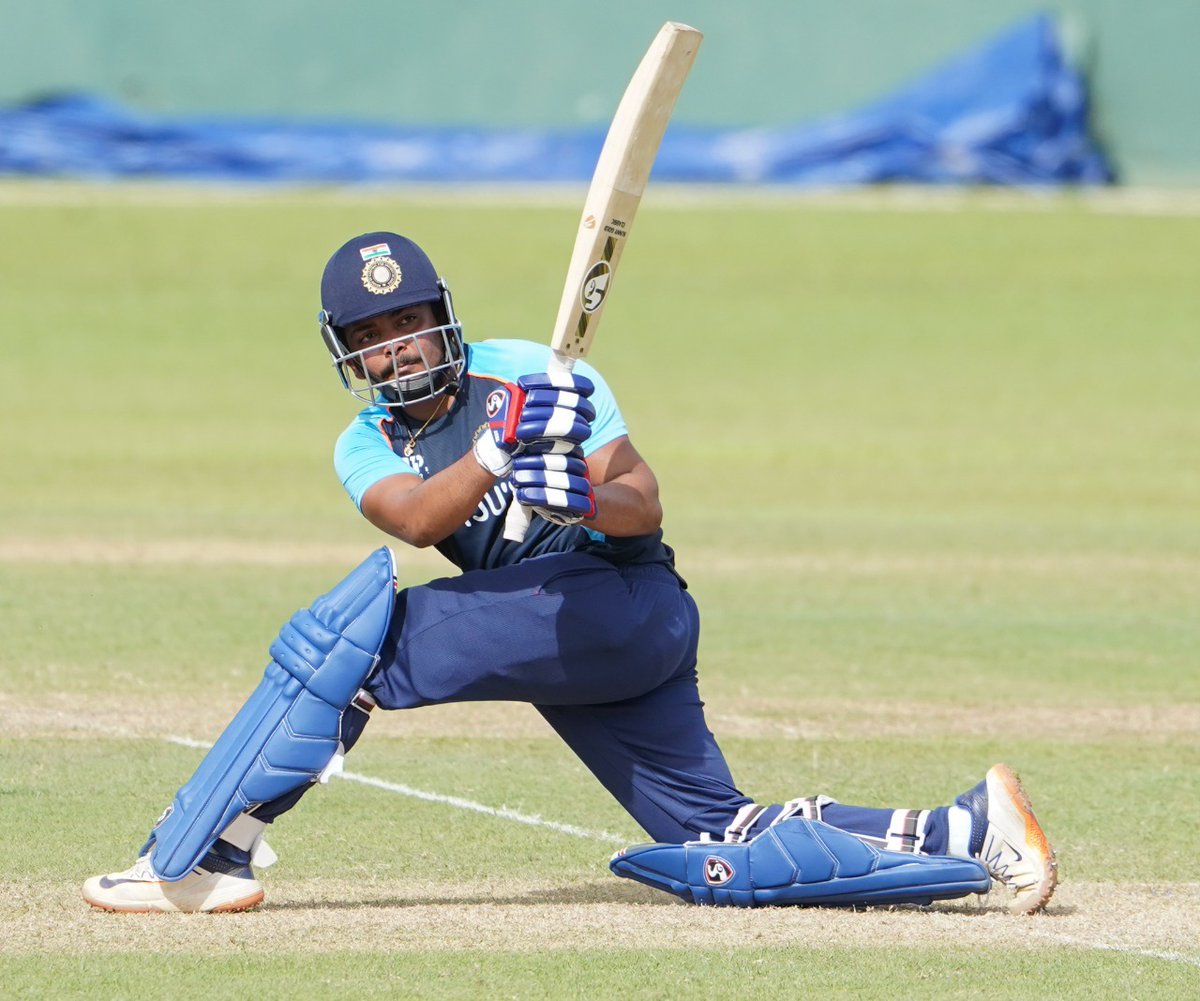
[472,425,514,478]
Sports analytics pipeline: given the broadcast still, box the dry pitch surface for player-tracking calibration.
[2,537,1198,970]
[3,693,1197,970]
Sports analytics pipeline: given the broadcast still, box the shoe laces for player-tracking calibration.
[121,855,158,881]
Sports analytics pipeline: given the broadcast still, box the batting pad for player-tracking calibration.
[610,817,990,907]
[148,547,396,881]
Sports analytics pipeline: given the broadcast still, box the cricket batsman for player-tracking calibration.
[83,232,1057,914]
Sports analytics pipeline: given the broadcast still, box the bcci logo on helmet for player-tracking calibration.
[703,855,735,886]
[361,256,403,295]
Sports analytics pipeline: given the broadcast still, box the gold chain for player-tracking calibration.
[399,396,446,457]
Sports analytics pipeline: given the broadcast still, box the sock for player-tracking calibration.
[815,803,952,856]
[945,805,974,857]
[202,837,253,875]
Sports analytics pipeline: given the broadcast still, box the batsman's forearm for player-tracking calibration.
[362,453,499,548]
[585,476,662,538]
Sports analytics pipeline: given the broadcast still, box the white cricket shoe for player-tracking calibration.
[82,854,264,914]
[954,763,1057,914]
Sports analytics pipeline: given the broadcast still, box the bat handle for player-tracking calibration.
[501,351,577,543]
[501,499,532,542]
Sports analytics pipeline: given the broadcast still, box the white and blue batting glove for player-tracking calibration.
[473,373,594,482]
[508,372,596,448]
[472,372,594,478]
[512,449,596,526]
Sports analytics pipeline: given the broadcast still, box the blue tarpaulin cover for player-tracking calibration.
[0,14,1110,185]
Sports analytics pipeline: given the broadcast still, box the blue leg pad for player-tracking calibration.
[147,547,396,881]
[610,818,991,907]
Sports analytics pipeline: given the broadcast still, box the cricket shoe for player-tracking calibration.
[954,763,1057,914]
[82,850,263,914]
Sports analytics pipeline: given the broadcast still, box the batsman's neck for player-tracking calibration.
[393,393,450,425]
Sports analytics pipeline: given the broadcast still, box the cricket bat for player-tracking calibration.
[503,20,703,541]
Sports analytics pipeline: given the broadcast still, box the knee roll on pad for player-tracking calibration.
[610,817,990,908]
[147,547,397,881]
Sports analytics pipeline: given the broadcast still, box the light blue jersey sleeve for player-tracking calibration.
[334,409,419,511]
[575,356,627,456]
[333,340,629,513]
[468,340,628,456]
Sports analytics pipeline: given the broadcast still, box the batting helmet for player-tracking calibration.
[318,232,465,407]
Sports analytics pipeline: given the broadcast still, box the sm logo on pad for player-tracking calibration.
[703,855,735,886]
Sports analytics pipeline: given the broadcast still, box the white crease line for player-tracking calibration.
[1042,933,1200,969]
[338,769,626,844]
[113,740,1200,967]
[165,735,626,845]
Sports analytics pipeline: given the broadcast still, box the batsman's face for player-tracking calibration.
[343,302,445,381]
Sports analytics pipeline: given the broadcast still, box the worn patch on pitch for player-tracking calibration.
[3,881,1198,967]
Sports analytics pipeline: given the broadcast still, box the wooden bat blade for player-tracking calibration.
[550,22,702,362]
[502,22,701,543]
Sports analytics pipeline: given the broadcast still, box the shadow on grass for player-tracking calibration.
[266,879,682,910]
[264,881,1061,916]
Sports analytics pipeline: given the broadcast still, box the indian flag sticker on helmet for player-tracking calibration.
[359,243,392,261]
[361,256,403,295]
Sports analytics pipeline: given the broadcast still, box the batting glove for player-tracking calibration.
[472,423,514,478]
[473,373,595,478]
[508,372,596,447]
[512,449,596,526]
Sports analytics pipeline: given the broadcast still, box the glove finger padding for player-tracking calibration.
[519,388,597,422]
[514,471,593,496]
[519,485,595,520]
[513,407,592,446]
[511,449,595,525]
[513,453,588,478]
[518,438,580,456]
[508,373,596,447]
[516,373,595,397]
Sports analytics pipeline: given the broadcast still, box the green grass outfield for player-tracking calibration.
[1,183,1197,999]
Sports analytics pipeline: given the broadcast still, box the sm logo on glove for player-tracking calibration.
[485,389,507,419]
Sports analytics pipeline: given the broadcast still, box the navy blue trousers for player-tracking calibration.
[256,551,951,851]
[364,552,752,842]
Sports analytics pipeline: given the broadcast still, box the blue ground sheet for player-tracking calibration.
[0,15,1110,186]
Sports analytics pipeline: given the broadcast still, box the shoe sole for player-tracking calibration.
[83,888,264,914]
[990,763,1057,915]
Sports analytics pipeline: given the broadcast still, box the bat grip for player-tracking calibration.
[501,499,532,542]
[501,351,577,543]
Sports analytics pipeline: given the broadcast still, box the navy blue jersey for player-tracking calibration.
[335,339,674,572]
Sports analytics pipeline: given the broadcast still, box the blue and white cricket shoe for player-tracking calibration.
[953,763,1057,914]
[610,816,990,908]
